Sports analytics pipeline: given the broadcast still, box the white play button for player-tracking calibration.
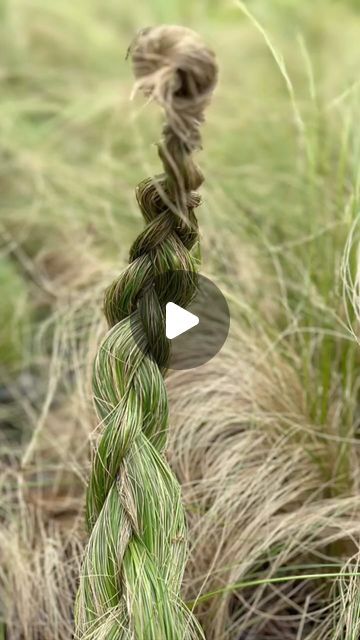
[165,302,199,340]
[131,272,230,369]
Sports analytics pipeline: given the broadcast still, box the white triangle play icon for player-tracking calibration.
[165,302,199,340]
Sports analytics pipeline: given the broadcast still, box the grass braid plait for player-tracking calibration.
[74,25,218,640]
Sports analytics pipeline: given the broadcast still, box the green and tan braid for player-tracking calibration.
[75,25,218,640]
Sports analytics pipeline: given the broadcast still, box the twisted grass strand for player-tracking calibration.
[75,25,218,640]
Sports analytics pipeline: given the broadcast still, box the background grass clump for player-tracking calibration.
[1,0,360,639]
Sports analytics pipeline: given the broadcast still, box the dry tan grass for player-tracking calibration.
[1,221,360,639]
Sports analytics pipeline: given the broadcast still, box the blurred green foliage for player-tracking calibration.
[0,257,28,369]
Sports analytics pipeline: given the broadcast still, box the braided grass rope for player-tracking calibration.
[75,25,218,640]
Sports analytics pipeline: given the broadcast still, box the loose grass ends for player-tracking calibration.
[187,571,360,608]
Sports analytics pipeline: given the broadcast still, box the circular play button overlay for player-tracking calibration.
[132,271,230,370]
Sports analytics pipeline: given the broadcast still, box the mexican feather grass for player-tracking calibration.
[74,26,218,640]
